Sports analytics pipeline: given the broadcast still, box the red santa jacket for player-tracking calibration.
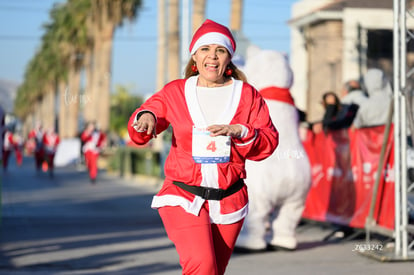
[43,132,60,154]
[81,130,106,154]
[3,131,15,151]
[128,76,278,224]
[28,129,44,152]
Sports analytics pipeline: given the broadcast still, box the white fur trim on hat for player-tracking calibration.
[190,32,234,56]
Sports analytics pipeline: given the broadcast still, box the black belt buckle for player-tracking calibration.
[202,187,223,200]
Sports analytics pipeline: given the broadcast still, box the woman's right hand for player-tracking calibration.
[131,113,157,138]
[312,122,323,134]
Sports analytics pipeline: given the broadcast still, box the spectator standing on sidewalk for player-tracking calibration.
[311,92,359,134]
[352,68,393,128]
[321,91,359,132]
[340,79,368,107]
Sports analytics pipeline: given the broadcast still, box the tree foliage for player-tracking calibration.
[14,0,143,137]
[110,85,143,137]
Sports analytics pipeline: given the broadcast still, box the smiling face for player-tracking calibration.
[192,44,231,87]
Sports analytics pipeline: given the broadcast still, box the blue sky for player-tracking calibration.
[0,0,297,95]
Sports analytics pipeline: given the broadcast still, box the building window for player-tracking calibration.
[367,30,392,59]
[367,29,414,59]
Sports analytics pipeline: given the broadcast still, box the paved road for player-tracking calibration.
[1,155,413,274]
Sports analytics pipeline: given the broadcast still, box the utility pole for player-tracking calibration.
[192,0,206,33]
[167,0,180,81]
[181,0,191,76]
[157,0,167,91]
[230,0,243,31]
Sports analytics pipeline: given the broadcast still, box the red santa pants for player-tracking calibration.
[84,151,98,180]
[2,149,11,169]
[45,153,55,172]
[34,150,44,171]
[15,148,23,166]
[158,204,244,275]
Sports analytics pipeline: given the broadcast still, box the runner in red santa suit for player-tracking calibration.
[13,132,24,167]
[0,106,4,164]
[43,128,60,178]
[81,122,106,183]
[2,127,15,171]
[28,123,45,172]
[128,19,278,275]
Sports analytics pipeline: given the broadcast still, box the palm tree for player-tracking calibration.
[52,0,90,137]
[15,0,143,138]
[15,5,61,137]
[157,0,167,91]
[14,81,37,122]
[15,1,90,138]
[86,0,142,132]
[15,48,59,136]
[110,84,143,136]
[14,50,52,134]
[36,45,58,132]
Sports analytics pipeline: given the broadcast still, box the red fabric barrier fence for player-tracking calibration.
[302,126,395,229]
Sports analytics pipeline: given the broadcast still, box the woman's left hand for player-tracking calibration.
[207,124,242,138]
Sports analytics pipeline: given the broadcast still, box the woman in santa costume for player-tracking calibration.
[28,123,45,172]
[2,127,15,171]
[43,128,60,178]
[128,19,278,275]
[13,132,24,167]
[81,122,106,183]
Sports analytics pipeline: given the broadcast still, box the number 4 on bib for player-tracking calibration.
[206,141,217,152]
[192,127,231,163]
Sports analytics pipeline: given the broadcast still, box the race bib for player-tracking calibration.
[192,127,231,163]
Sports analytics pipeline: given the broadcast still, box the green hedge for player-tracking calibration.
[107,146,162,178]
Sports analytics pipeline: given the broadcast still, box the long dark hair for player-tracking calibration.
[321,91,341,109]
[184,59,247,82]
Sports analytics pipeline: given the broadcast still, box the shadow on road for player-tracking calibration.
[0,156,180,274]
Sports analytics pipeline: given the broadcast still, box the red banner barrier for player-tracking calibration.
[302,126,395,229]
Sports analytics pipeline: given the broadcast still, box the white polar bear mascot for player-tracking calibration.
[235,46,312,252]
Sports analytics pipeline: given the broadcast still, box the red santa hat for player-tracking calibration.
[189,19,236,56]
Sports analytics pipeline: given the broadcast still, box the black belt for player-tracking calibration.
[172,179,245,201]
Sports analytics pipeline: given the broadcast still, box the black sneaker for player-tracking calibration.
[266,244,296,252]
[233,246,267,254]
